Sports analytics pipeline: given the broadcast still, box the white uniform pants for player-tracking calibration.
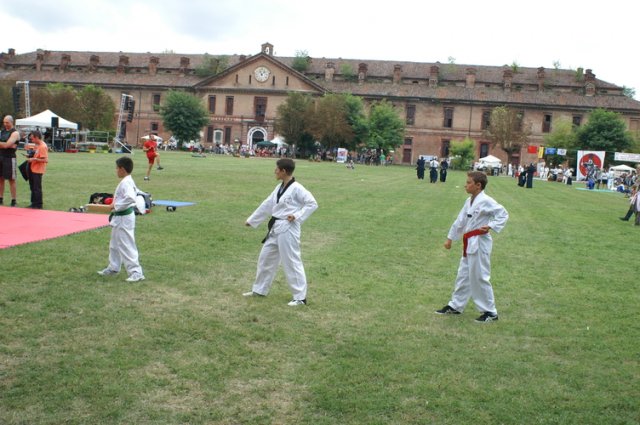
[448,252,497,314]
[108,215,143,277]
[252,230,307,300]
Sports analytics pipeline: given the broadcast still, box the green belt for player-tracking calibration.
[113,207,134,216]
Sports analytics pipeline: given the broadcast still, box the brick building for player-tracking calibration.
[2,42,639,165]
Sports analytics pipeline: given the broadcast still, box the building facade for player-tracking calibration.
[2,42,640,165]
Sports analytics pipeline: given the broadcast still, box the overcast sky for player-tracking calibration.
[2,0,639,99]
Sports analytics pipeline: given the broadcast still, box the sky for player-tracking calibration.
[2,0,639,99]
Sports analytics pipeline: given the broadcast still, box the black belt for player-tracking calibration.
[262,216,283,243]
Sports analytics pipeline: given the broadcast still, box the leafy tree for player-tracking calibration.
[366,100,405,153]
[340,63,356,82]
[485,106,531,165]
[622,86,636,99]
[195,54,229,78]
[274,92,314,156]
[449,137,476,170]
[577,108,635,164]
[159,90,209,147]
[32,83,81,122]
[343,94,369,148]
[543,118,578,167]
[77,85,115,130]
[291,50,311,73]
[0,81,16,117]
[308,93,354,151]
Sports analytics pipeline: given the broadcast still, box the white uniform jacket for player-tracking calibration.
[111,175,137,226]
[447,191,508,256]
[247,180,318,238]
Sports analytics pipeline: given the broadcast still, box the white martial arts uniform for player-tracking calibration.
[446,191,508,314]
[107,174,144,278]
[246,179,318,300]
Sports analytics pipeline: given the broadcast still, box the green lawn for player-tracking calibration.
[1,151,638,424]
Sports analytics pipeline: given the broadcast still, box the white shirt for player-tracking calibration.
[114,175,137,212]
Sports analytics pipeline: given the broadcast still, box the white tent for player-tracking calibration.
[478,155,502,164]
[609,164,636,177]
[16,109,78,130]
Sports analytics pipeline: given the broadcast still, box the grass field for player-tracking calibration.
[1,151,638,424]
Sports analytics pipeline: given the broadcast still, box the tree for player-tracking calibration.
[291,50,311,73]
[343,94,369,149]
[485,106,531,165]
[308,93,354,151]
[160,90,209,147]
[0,81,16,117]
[366,100,405,153]
[449,137,476,170]
[274,92,315,156]
[195,54,229,77]
[340,63,356,82]
[543,118,578,167]
[77,85,115,130]
[32,83,82,122]
[622,86,636,99]
[577,108,635,164]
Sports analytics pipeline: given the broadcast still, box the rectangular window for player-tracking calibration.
[150,122,158,132]
[441,140,450,158]
[224,126,232,145]
[225,96,234,115]
[443,108,454,128]
[481,110,491,130]
[254,97,267,122]
[152,94,161,111]
[406,104,416,125]
[543,114,552,133]
[572,115,582,127]
[630,119,640,132]
[207,126,214,143]
[208,96,216,114]
[404,138,413,146]
[480,142,489,158]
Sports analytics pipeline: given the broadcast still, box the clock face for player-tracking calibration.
[254,66,270,82]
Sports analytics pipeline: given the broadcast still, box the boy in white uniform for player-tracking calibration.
[97,157,145,282]
[436,171,508,322]
[244,158,318,305]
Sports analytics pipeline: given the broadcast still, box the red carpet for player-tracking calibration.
[0,206,109,249]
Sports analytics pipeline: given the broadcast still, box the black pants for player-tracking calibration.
[29,172,43,208]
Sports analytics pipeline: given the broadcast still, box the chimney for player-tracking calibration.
[358,63,368,84]
[239,55,247,62]
[36,51,44,72]
[584,69,596,96]
[89,55,99,72]
[261,42,274,56]
[179,57,190,74]
[325,62,335,82]
[60,54,71,72]
[537,67,545,91]
[465,67,476,88]
[148,56,159,76]
[393,65,402,84]
[8,48,15,58]
[503,68,513,91]
[117,55,129,74]
[429,65,439,88]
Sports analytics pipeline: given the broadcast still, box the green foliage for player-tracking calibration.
[510,61,519,73]
[32,83,81,122]
[274,92,315,155]
[575,67,584,82]
[195,54,229,78]
[343,94,369,148]
[77,85,115,131]
[486,106,531,164]
[577,108,635,163]
[308,94,355,151]
[0,81,16,117]
[159,90,209,146]
[291,50,311,73]
[340,63,356,82]
[366,100,405,152]
[622,86,636,99]
[449,137,476,169]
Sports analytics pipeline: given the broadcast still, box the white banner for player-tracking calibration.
[576,150,605,181]
[336,148,348,163]
[614,152,640,163]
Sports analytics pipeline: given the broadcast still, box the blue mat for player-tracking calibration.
[152,200,196,207]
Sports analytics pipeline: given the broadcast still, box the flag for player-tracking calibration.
[557,149,567,156]
[545,147,557,154]
[538,146,545,158]
[527,145,538,154]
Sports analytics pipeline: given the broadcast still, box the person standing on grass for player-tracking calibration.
[97,157,145,282]
[243,158,318,306]
[26,130,48,209]
[0,115,20,206]
[435,171,509,323]
[143,134,163,181]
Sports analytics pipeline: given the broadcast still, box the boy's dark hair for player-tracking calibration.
[276,158,295,175]
[29,130,42,139]
[467,171,488,190]
[116,156,134,174]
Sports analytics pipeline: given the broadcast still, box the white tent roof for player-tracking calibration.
[15,109,78,130]
[610,164,635,172]
[479,155,502,163]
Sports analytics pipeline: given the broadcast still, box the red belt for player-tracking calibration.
[463,229,485,257]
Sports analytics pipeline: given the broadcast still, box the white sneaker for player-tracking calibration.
[97,268,118,276]
[243,291,264,297]
[144,176,149,181]
[126,274,145,282]
[287,299,307,306]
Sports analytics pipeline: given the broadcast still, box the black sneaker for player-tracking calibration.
[620,217,630,221]
[0,198,3,205]
[435,305,461,315]
[475,312,499,323]
[10,199,17,207]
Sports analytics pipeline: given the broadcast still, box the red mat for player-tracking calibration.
[0,206,109,249]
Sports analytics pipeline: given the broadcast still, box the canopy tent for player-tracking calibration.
[478,155,502,164]
[255,140,276,148]
[271,136,288,147]
[609,164,635,173]
[16,109,78,130]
